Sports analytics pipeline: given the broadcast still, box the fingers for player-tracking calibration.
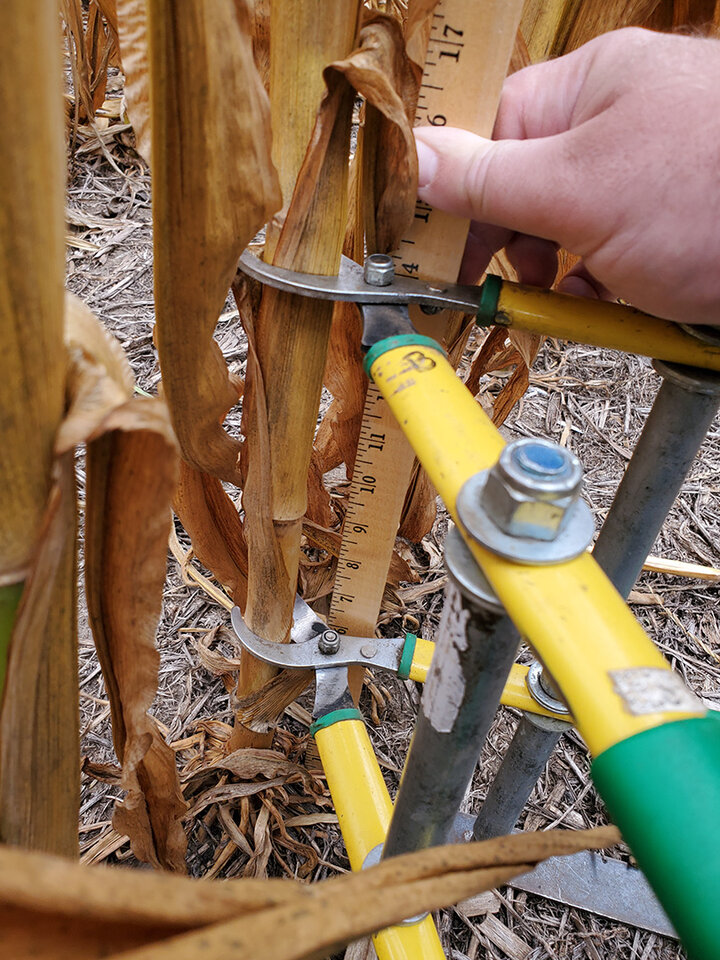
[415,127,584,248]
[557,262,614,301]
[458,223,512,284]
[504,234,559,288]
[459,226,558,288]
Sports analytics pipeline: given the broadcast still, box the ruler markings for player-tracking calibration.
[328,0,524,642]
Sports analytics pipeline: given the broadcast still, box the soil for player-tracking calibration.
[68,83,719,960]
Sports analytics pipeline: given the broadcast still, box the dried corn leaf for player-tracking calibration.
[83,2,117,114]
[60,0,94,123]
[404,0,440,73]
[59,295,186,872]
[1,826,618,959]
[341,13,419,253]
[85,418,186,872]
[151,0,280,484]
[213,748,311,783]
[114,0,151,162]
[319,302,366,476]
[193,626,243,678]
[173,462,249,608]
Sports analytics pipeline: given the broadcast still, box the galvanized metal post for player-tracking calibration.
[382,528,520,856]
[592,360,720,594]
[472,712,569,840]
[473,358,720,841]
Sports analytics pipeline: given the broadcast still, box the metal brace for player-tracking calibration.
[232,595,408,719]
[238,248,484,314]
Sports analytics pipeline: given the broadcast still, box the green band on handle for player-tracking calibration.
[592,715,720,960]
[397,633,417,680]
[363,334,446,378]
[476,274,502,327]
[310,708,363,737]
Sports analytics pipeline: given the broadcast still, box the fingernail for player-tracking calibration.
[415,135,439,190]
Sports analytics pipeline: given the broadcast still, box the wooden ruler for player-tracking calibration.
[329,0,524,638]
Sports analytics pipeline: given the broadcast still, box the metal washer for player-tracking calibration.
[456,470,595,565]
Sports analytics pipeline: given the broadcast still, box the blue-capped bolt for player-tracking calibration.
[481,438,584,541]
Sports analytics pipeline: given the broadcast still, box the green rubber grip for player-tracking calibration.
[363,334,446,378]
[592,715,720,960]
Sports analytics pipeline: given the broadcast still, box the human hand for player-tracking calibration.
[414,27,720,325]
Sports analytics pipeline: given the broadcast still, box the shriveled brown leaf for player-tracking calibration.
[321,299,367,475]
[403,0,440,72]
[339,13,419,253]
[124,826,619,959]
[0,827,620,957]
[61,295,186,871]
[193,625,243,678]
[85,415,186,872]
[114,0,150,160]
[398,464,437,541]
[173,461,249,608]
[151,0,280,484]
[184,780,290,822]
[303,520,419,586]
[213,748,311,783]
[234,668,314,734]
[82,757,123,786]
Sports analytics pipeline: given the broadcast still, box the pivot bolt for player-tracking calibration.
[318,629,341,655]
[364,253,394,286]
[481,438,583,542]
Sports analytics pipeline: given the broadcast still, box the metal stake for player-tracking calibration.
[382,527,519,856]
[592,359,720,595]
[473,358,720,841]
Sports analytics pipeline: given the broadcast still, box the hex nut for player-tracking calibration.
[363,253,394,286]
[481,438,583,542]
[318,630,341,655]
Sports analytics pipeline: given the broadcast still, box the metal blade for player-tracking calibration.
[231,602,406,672]
[237,249,483,314]
[290,594,326,644]
[450,814,676,938]
[509,850,677,939]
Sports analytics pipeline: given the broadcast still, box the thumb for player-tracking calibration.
[415,126,582,250]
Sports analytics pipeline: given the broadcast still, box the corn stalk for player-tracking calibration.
[230,0,362,747]
[0,0,76,855]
